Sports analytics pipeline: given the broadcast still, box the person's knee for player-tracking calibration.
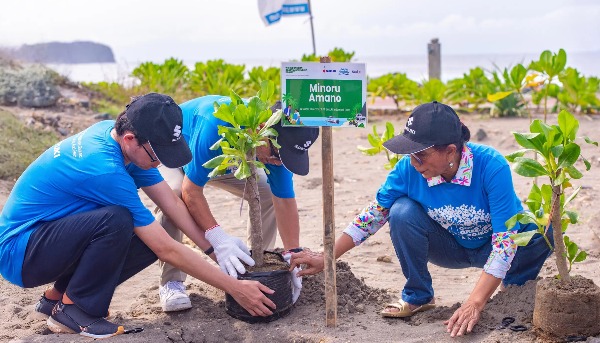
[103,206,134,235]
[390,197,423,224]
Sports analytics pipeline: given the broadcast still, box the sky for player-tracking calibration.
[1,0,599,64]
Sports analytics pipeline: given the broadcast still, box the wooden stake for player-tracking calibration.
[320,56,337,327]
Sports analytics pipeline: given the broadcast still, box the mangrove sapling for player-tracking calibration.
[505,109,598,281]
[357,122,401,169]
[202,80,281,267]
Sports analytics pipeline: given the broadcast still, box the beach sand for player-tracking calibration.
[1,108,600,343]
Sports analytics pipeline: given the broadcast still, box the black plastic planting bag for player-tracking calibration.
[225,251,293,323]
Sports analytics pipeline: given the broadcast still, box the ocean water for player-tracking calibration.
[46,51,600,85]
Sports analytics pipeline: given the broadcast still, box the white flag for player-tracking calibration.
[258,0,310,26]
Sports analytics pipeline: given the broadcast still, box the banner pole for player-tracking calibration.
[308,0,317,55]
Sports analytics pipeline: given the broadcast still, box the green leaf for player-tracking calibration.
[550,144,564,158]
[574,251,588,263]
[558,143,580,169]
[209,137,224,151]
[564,186,581,207]
[510,64,527,89]
[505,149,528,162]
[384,122,396,141]
[565,237,578,260]
[583,136,599,146]
[512,157,548,177]
[202,155,226,169]
[565,165,583,179]
[513,132,541,150]
[263,109,282,130]
[213,102,236,125]
[510,231,537,247]
[558,110,578,141]
[234,160,251,180]
[564,210,579,224]
[553,49,567,75]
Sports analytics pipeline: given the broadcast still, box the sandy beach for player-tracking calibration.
[1,106,600,343]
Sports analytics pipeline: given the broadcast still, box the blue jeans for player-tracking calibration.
[21,206,158,317]
[389,197,553,306]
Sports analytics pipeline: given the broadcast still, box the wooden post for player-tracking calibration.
[428,38,441,80]
[320,56,337,327]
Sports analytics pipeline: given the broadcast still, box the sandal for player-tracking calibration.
[380,299,436,318]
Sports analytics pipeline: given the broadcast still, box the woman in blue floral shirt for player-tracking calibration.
[291,101,553,337]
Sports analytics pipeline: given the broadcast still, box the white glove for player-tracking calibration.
[205,226,255,278]
[283,249,303,304]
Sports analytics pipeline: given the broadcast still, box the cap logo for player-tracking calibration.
[294,140,313,151]
[172,125,182,142]
[405,117,416,135]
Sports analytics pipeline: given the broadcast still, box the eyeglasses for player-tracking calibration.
[269,141,280,160]
[141,143,159,163]
[407,153,423,166]
[406,146,435,166]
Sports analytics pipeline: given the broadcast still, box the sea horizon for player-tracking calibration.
[44,50,600,85]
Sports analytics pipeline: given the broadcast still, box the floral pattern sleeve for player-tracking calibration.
[343,201,390,246]
[483,230,518,279]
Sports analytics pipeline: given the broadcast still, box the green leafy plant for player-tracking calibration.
[367,73,419,110]
[487,64,536,120]
[244,66,280,98]
[301,47,355,62]
[445,67,495,111]
[131,58,189,100]
[557,67,600,114]
[202,81,280,266]
[529,49,567,121]
[505,110,598,281]
[187,59,246,97]
[415,78,446,103]
[357,122,401,169]
[0,109,59,180]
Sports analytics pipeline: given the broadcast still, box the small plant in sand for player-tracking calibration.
[505,109,597,280]
[202,80,281,267]
[357,122,401,169]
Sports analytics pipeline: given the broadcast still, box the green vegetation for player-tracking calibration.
[76,48,597,119]
[505,110,598,280]
[202,81,280,266]
[0,109,58,180]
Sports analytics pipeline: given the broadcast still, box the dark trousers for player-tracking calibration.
[388,197,553,306]
[21,206,157,317]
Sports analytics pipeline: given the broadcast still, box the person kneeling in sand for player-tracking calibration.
[0,93,275,339]
[155,96,318,312]
[291,101,553,337]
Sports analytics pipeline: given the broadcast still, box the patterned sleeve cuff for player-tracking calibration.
[342,201,390,246]
[483,230,518,279]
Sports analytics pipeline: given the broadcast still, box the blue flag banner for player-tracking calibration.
[258,0,310,26]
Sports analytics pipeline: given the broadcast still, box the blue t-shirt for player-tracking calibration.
[180,96,295,198]
[0,121,162,286]
[376,143,523,249]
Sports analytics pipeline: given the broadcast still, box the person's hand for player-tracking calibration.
[289,249,325,277]
[229,280,276,317]
[282,249,303,303]
[444,300,483,337]
[205,225,255,277]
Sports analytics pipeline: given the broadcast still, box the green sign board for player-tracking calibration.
[281,62,367,127]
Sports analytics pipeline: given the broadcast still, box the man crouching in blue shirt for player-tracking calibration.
[0,93,275,339]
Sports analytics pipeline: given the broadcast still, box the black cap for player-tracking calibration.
[272,121,319,176]
[126,93,192,168]
[383,101,462,154]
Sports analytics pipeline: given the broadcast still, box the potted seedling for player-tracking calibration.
[203,80,294,322]
[505,109,600,338]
